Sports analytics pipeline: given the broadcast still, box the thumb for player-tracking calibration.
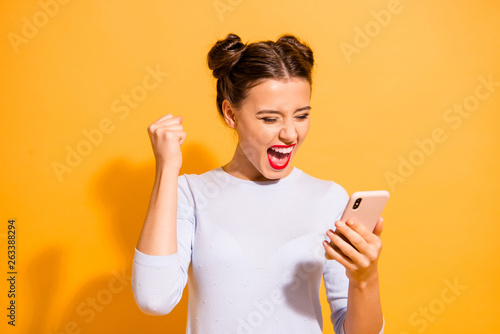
[373,217,384,237]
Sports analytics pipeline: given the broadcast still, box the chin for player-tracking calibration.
[261,158,293,179]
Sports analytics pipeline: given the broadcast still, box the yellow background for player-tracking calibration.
[1,0,499,333]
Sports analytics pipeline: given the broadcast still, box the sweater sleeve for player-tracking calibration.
[322,182,385,333]
[322,181,349,333]
[131,174,196,316]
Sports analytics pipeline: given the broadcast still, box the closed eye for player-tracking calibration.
[260,113,309,123]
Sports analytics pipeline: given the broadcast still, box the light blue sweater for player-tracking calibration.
[131,166,384,333]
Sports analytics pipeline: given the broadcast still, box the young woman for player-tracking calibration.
[131,33,385,334]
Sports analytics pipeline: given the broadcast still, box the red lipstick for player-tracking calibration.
[267,144,295,170]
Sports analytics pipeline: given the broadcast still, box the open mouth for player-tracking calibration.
[266,144,295,170]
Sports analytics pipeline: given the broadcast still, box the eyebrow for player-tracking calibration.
[255,106,311,115]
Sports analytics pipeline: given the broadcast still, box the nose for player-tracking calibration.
[278,120,298,144]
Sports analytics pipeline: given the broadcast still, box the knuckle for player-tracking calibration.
[366,252,377,263]
[351,234,363,244]
[367,245,381,261]
[153,127,164,136]
[372,237,382,249]
[336,224,347,234]
[359,258,370,268]
[165,131,177,140]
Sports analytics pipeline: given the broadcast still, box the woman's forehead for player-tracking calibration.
[243,78,311,109]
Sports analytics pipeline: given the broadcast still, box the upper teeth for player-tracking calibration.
[270,146,293,154]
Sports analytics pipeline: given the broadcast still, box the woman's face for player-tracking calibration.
[222,77,311,181]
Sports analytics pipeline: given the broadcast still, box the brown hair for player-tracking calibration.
[207,33,314,118]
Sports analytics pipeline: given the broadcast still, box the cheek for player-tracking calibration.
[300,122,310,138]
[242,133,274,161]
[249,126,277,145]
[239,121,266,139]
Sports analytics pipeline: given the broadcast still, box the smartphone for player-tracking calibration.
[340,190,390,232]
[334,190,390,249]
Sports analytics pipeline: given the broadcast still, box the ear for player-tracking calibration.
[222,99,237,129]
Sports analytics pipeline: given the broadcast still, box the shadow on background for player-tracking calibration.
[31,142,220,333]
[26,247,64,334]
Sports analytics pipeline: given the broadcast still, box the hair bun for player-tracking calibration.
[277,34,314,66]
[207,33,247,79]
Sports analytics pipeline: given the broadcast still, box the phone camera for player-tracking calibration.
[353,198,362,210]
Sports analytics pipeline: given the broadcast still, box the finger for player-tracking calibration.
[161,124,184,132]
[343,218,380,246]
[373,217,384,238]
[322,240,356,271]
[342,219,383,264]
[178,131,187,145]
[154,113,174,123]
[334,220,369,254]
[149,120,183,135]
[165,130,186,144]
[155,115,183,126]
[148,126,184,139]
[326,233,343,253]
[325,249,333,260]
[327,228,364,263]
